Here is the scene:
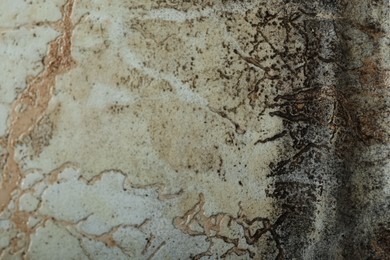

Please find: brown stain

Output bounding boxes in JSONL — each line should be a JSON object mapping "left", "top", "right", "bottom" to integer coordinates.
{"left": 359, "top": 58, "right": 382, "bottom": 86}
{"left": 371, "top": 228, "right": 390, "bottom": 259}
{"left": 358, "top": 109, "right": 389, "bottom": 144}
{"left": 47, "top": 162, "right": 78, "bottom": 184}
{"left": 26, "top": 117, "right": 54, "bottom": 156}
{"left": 0, "top": 0, "right": 76, "bottom": 212}
{"left": 149, "top": 101, "right": 224, "bottom": 174}
{"left": 89, "top": 228, "right": 119, "bottom": 248}
{"left": 10, "top": 211, "right": 31, "bottom": 234}
{"left": 100, "top": 235, "right": 116, "bottom": 248}
{"left": 352, "top": 57, "right": 389, "bottom": 144}
{"left": 27, "top": 103, "right": 62, "bottom": 156}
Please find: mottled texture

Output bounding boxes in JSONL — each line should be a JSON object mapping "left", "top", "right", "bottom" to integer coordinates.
{"left": 0, "top": 0, "right": 389, "bottom": 259}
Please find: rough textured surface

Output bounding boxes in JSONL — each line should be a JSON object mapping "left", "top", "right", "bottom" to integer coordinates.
{"left": 0, "top": 0, "right": 389, "bottom": 259}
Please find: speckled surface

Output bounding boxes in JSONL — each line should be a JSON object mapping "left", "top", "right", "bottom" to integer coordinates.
{"left": 0, "top": 0, "right": 389, "bottom": 259}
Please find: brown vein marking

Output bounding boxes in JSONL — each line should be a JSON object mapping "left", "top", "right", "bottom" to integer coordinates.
{"left": 0, "top": 0, "right": 77, "bottom": 212}
{"left": 147, "top": 241, "right": 166, "bottom": 260}
{"left": 174, "top": 193, "right": 285, "bottom": 259}
{"left": 142, "top": 234, "right": 156, "bottom": 255}
{"left": 254, "top": 130, "right": 287, "bottom": 145}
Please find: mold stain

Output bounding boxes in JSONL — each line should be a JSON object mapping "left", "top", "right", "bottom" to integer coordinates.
{"left": 0, "top": 0, "right": 388, "bottom": 259}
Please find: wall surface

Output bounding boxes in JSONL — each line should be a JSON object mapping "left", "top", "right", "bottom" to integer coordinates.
{"left": 0, "top": 0, "right": 389, "bottom": 259}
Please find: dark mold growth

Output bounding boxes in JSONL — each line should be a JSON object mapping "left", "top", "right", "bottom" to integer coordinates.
{"left": 253, "top": 0, "right": 389, "bottom": 258}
